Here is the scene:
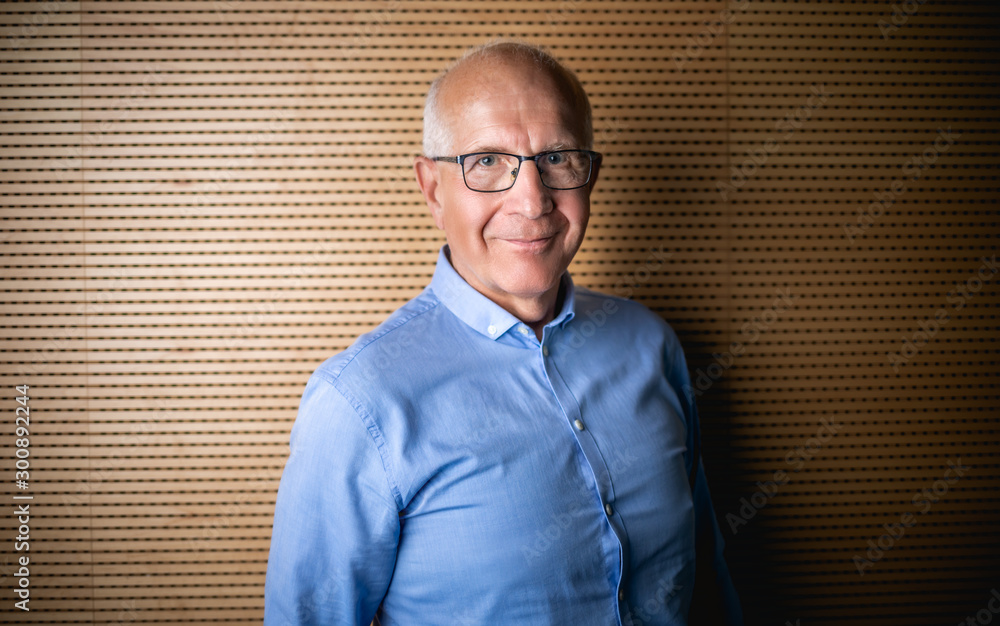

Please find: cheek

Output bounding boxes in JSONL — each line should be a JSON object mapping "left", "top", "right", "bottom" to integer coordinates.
{"left": 445, "top": 190, "right": 497, "bottom": 244}
{"left": 562, "top": 196, "right": 590, "bottom": 234}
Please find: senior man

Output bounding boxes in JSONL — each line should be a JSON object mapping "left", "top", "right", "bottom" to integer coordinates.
{"left": 264, "top": 41, "right": 742, "bottom": 625}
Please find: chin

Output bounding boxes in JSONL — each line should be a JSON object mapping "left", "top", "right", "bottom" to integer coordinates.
{"left": 495, "top": 264, "right": 563, "bottom": 298}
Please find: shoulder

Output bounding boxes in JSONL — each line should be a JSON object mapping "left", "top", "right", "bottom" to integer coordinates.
{"left": 571, "top": 285, "right": 681, "bottom": 347}
{"left": 300, "top": 287, "right": 469, "bottom": 427}
{"left": 312, "top": 288, "right": 446, "bottom": 383}
{"left": 289, "top": 292, "right": 449, "bottom": 496}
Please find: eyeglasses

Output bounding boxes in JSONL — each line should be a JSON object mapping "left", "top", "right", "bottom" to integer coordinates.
{"left": 432, "top": 149, "right": 600, "bottom": 193}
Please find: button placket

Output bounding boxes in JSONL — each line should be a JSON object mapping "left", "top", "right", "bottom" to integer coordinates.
{"left": 539, "top": 332, "right": 626, "bottom": 608}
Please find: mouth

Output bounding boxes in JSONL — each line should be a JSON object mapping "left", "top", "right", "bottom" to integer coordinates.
{"left": 501, "top": 235, "right": 556, "bottom": 251}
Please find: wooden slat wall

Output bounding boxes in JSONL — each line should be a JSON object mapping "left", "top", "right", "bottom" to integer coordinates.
{"left": 710, "top": 3, "right": 999, "bottom": 624}
{"left": 2, "top": 1, "right": 997, "bottom": 624}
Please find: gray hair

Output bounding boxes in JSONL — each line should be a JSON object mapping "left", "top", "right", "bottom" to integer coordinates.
{"left": 421, "top": 39, "right": 593, "bottom": 157}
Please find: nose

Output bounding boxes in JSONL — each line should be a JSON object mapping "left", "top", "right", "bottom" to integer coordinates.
{"left": 508, "top": 160, "right": 553, "bottom": 219}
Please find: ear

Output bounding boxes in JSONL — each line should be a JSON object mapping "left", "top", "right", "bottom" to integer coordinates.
{"left": 414, "top": 156, "right": 446, "bottom": 230}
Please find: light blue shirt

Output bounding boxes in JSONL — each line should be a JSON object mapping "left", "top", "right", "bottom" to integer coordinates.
{"left": 265, "top": 246, "right": 742, "bottom": 625}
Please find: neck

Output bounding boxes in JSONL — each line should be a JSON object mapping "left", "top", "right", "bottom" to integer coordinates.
{"left": 445, "top": 250, "right": 563, "bottom": 340}
{"left": 507, "top": 282, "right": 563, "bottom": 340}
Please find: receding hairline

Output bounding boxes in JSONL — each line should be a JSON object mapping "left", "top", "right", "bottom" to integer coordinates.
{"left": 422, "top": 40, "right": 593, "bottom": 156}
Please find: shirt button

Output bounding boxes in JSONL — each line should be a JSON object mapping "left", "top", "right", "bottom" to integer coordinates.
{"left": 618, "top": 588, "right": 626, "bottom": 602}
{"left": 604, "top": 502, "right": 613, "bottom": 516}
{"left": 487, "top": 325, "right": 497, "bottom": 335}
{"left": 573, "top": 419, "right": 585, "bottom": 431}
{"left": 518, "top": 326, "right": 530, "bottom": 336}
{"left": 542, "top": 345, "right": 550, "bottom": 356}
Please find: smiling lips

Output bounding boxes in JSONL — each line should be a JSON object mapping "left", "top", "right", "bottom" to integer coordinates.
{"left": 500, "top": 234, "right": 556, "bottom": 250}
{"left": 500, "top": 229, "right": 557, "bottom": 243}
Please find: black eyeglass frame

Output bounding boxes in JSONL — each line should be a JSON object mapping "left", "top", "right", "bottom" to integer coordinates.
{"left": 431, "top": 149, "right": 601, "bottom": 193}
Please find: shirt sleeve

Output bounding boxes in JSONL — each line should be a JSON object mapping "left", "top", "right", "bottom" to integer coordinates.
{"left": 663, "top": 329, "right": 745, "bottom": 626}
{"left": 264, "top": 370, "right": 400, "bottom": 626}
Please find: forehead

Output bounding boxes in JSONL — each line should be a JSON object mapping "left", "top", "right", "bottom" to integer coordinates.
{"left": 440, "top": 61, "right": 585, "bottom": 151}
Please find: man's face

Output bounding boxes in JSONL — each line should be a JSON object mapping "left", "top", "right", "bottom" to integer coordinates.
{"left": 415, "top": 64, "right": 597, "bottom": 323}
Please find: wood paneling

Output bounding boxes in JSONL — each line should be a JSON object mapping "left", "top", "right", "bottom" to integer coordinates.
{"left": 2, "top": 1, "right": 998, "bottom": 624}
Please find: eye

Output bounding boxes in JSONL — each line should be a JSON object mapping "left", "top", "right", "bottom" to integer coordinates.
{"left": 543, "top": 152, "right": 567, "bottom": 166}
{"left": 476, "top": 154, "right": 498, "bottom": 167}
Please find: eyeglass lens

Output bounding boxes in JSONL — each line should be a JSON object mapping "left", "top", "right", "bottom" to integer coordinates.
{"left": 462, "top": 151, "right": 592, "bottom": 192}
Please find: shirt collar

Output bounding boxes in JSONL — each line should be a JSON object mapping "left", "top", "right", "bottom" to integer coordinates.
{"left": 428, "top": 245, "right": 576, "bottom": 341}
